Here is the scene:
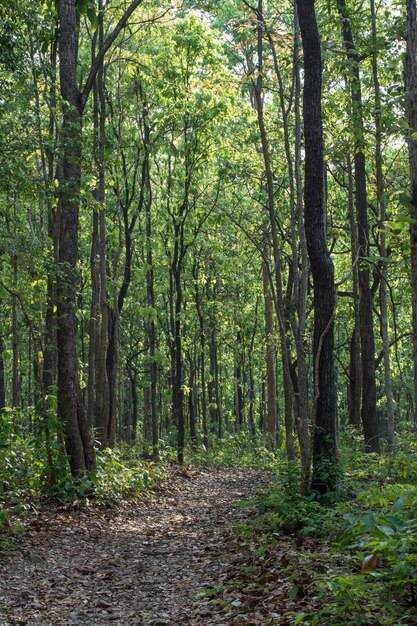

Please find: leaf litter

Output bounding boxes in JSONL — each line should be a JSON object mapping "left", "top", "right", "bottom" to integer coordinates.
{"left": 0, "top": 467, "right": 320, "bottom": 625}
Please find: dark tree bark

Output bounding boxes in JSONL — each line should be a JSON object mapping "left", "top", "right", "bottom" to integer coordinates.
{"left": 296, "top": 0, "right": 338, "bottom": 492}
{"left": 207, "top": 281, "right": 221, "bottom": 437}
{"left": 234, "top": 325, "right": 244, "bottom": 431}
{"left": 12, "top": 254, "right": 19, "bottom": 409}
{"left": 348, "top": 325, "right": 362, "bottom": 425}
{"left": 336, "top": 0, "right": 380, "bottom": 453}
{"left": 42, "top": 32, "right": 59, "bottom": 410}
{"left": 57, "top": 0, "right": 95, "bottom": 473}
{"left": 142, "top": 93, "right": 158, "bottom": 459}
{"left": 371, "top": 0, "right": 394, "bottom": 448}
{"left": 262, "top": 239, "right": 277, "bottom": 447}
{"left": 57, "top": 0, "right": 144, "bottom": 472}
{"left": 187, "top": 349, "right": 197, "bottom": 444}
{"left": 172, "top": 259, "right": 185, "bottom": 463}
{"left": 90, "top": 9, "right": 110, "bottom": 446}
{"left": 86, "top": 208, "right": 99, "bottom": 427}
{"left": 406, "top": 0, "right": 417, "bottom": 425}
{"left": 193, "top": 262, "right": 209, "bottom": 449}
{"left": 247, "top": 296, "right": 259, "bottom": 439}
{"left": 347, "top": 158, "right": 362, "bottom": 426}
{"left": 0, "top": 335, "right": 6, "bottom": 410}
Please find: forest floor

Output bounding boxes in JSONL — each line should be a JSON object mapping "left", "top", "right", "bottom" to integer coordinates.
{"left": 0, "top": 466, "right": 318, "bottom": 626}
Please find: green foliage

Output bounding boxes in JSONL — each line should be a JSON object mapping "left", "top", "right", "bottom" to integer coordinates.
{"left": 291, "top": 436, "right": 417, "bottom": 625}
{"left": 76, "top": 0, "right": 98, "bottom": 29}
{"left": 0, "top": 404, "right": 66, "bottom": 503}
{"left": 0, "top": 405, "right": 167, "bottom": 509}
{"left": 91, "top": 448, "right": 167, "bottom": 505}
{"left": 188, "top": 431, "right": 282, "bottom": 471}
{"left": 257, "top": 462, "right": 346, "bottom": 538}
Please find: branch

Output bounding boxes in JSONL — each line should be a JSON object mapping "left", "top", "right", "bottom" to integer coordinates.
{"left": 335, "top": 249, "right": 360, "bottom": 287}
{"left": 81, "top": 0, "right": 145, "bottom": 109}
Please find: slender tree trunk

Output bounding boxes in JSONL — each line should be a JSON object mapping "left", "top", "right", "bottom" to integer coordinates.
{"left": 143, "top": 381, "right": 151, "bottom": 444}
{"left": 265, "top": 5, "right": 310, "bottom": 467}
{"left": 208, "top": 318, "right": 221, "bottom": 436}
{"left": 200, "top": 343, "right": 208, "bottom": 448}
{"left": 293, "top": 12, "right": 310, "bottom": 472}
{"left": 130, "top": 370, "right": 138, "bottom": 443}
{"left": 93, "top": 18, "right": 110, "bottom": 448}
{"left": 347, "top": 158, "right": 362, "bottom": 426}
{"left": 262, "top": 238, "right": 278, "bottom": 447}
{"left": 255, "top": 0, "right": 296, "bottom": 462}
{"left": 173, "top": 264, "right": 185, "bottom": 463}
{"left": 234, "top": 325, "right": 244, "bottom": 431}
{"left": 348, "top": 325, "right": 362, "bottom": 425}
{"left": 406, "top": 0, "right": 417, "bottom": 426}
{"left": 12, "top": 254, "right": 19, "bottom": 409}
{"left": 42, "top": 35, "right": 59, "bottom": 411}
{"left": 87, "top": 209, "right": 99, "bottom": 427}
{"left": 336, "top": 0, "right": 380, "bottom": 453}
{"left": 142, "top": 99, "right": 158, "bottom": 459}
{"left": 106, "top": 307, "right": 118, "bottom": 447}
{"left": 371, "top": 0, "right": 395, "bottom": 449}
{"left": 0, "top": 336, "right": 5, "bottom": 410}
{"left": 194, "top": 267, "right": 209, "bottom": 449}
{"left": 188, "top": 351, "right": 197, "bottom": 444}
{"left": 259, "top": 381, "right": 265, "bottom": 431}
{"left": 296, "top": 0, "right": 338, "bottom": 493}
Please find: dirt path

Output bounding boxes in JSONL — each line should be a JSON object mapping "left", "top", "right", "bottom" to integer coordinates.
{"left": 0, "top": 467, "right": 270, "bottom": 626}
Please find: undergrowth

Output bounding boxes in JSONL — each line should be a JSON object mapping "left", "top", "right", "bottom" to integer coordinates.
{"left": 187, "top": 431, "right": 283, "bottom": 470}
{"left": 247, "top": 428, "right": 417, "bottom": 625}
{"left": 0, "top": 409, "right": 277, "bottom": 519}
{"left": 0, "top": 407, "right": 169, "bottom": 516}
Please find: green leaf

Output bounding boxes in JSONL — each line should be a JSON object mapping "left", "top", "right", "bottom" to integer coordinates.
{"left": 76, "top": 0, "right": 89, "bottom": 14}
{"left": 87, "top": 8, "right": 98, "bottom": 30}
{"left": 392, "top": 495, "right": 407, "bottom": 513}
{"left": 376, "top": 524, "right": 395, "bottom": 537}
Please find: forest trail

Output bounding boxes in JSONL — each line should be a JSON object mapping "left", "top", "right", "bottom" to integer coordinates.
{"left": 0, "top": 467, "right": 275, "bottom": 626}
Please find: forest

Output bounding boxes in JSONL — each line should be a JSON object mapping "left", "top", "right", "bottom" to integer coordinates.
{"left": 0, "top": 0, "right": 417, "bottom": 623}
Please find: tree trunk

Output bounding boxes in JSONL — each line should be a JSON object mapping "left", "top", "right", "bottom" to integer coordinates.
{"left": 194, "top": 266, "right": 209, "bottom": 449}
{"left": 208, "top": 318, "right": 221, "bottom": 436}
{"left": 172, "top": 264, "right": 185, "bottom": 463}
{"left": 406, "top": 0, "right": 417, "bottom": 426}
{"left": 0, "top": 335, "right": 6, "bottom": 410}
{"left": 188, "top": 351, "right": 197, "bottom": 444}
{"left": 12, "top": 254, "right": 19, "bottom": 409}
{"left": 262, "top": 239, "right": 278, "bottom": 447}
{"left": 347, "top": 157, "right": 362, "bottom": 426}
{"left": 254, "top": 0, "right": 296, "bottom": 462}
{"left": 142, "top": 99, "right": 158, "bottom": 459}
{"left": 296, "top": 0, "right": 338, "bottom": 493}
{"left": 93, "top": 17, "right": 110, "bottom": 448}
{"left": 371, "top": 0, "right": 395, "bottom": 449}
{"left": 234, "top": 326, "right": 244, "bottom": 431}
{"left": 130, "top": 371, "right": 138, "bottom": 443}
{"left": 336, "top": 0, "right": 380, "bottom": 453}
{"left": 57, "top": 0, "right": 96, "bottom": 473}
{"left": 87, "top": 209, "right": 99, "bottom": 427}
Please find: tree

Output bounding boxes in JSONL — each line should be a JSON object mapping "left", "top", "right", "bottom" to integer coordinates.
{"left": 406, "top": 0, "right": 417, "bottom": 426}
{"left": 296, "top": 0, "right": 338, "bottom": 492}
{"left": 335, "top": 0, "right": 380, "bottom": 453}
{"left": 56, "top": 0, "right": 145, "bottom": 473}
